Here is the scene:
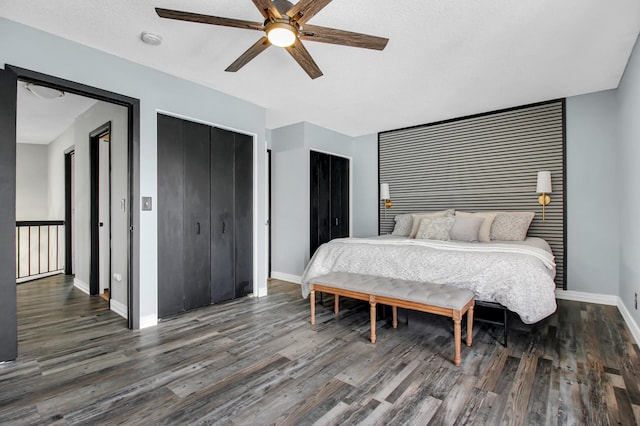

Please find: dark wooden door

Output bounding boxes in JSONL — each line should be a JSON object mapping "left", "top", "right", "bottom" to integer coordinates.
{"left": 183, "top": 121, "right": 212, "bottom": 310}
{"left": 330, "top": 155, "right": 350, "bottom": 240}
{"left": 157, "top": 114, "right": 186, "bottom": 317}
{"left": 210, "top": 128, "right": 235, "bottom": 303}
{"left": 0, "top": 67, "right": 18, "bottom": 361}
{"left": 234, "top": 133, "right": 253, "bottom": 298}
{"left": 310, "top": 151, "right": 349, "bottom": 255}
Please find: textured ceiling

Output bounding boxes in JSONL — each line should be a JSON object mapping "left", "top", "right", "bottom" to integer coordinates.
{"left": 2, "top": 0, "right": 640, "bottom": 137}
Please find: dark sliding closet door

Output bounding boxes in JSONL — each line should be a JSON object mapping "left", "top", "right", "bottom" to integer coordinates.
{"left": 183, "top": 121, "right": 211, "bottom": 311}
{"left": 310, "top": 151, "right": 349, "bottom": 255}
{"left": 210, "top": 128, "right": 253, "bottom": 303}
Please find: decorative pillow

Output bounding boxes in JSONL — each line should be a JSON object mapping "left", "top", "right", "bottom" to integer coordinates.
{"left": 449, "top": 216, "right": 484, "bottom": 242}
{"left": 490, "top": 211, "right": 535, "bottom": 241}
{"left": 454, "top": 211, "right": 497, "bottom": 242}
{"left": 391, "top": 214, "right": 413, "bottom": 236}
{"left": 415, "top": 216, "right": 455, "bottom": 241}
{"left": 408, "top": 209, "right": 455, "bottom": 238}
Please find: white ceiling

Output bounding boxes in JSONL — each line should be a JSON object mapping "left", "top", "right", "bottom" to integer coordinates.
{"left": 2, "top": 0, "right": 640, "bottom": 137}
{"left": 16, "top": 82, "right": 97, "bottom": 145}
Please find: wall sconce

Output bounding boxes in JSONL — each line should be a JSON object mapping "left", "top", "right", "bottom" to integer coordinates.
{"left": 380, "top": 183, "right": 392, "bottom": 209}
{"left": 536, "top": 171, "right": 552, "bottom": 220}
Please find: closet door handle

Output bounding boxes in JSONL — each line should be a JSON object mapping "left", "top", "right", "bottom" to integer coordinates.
{"left": 222, "top": 221, "right": 226, "bottom": 234}
{"left": 335, "top": 217, "right": 339, "bottom": 226}
{"left": 196, "top": 222, "right": 200, "bottom": 234}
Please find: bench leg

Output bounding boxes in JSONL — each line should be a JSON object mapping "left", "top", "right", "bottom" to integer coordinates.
{"left": 310, "top": 289, "right": 316, "bottom": 325}
{"left": 370, "top": 297, "right": 377, "bottom": 344}
{"left": 392, "top": 306, "right": 398, "bottom": 329}
{"left": 453, "top": 316, "right": 461, "bottom": 367}
{"left": 467, "top": 304, "right": 474, "bottom": 347}
{"left": 334, "top": 295, "right": 339, "bottom": 315}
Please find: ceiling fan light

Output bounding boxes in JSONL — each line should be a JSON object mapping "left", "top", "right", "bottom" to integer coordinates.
{"left": 266, "top": 23, "right": 296, "bottom": 47}
{"left": 24, "top": 83, "right": 65, "bottom": 100}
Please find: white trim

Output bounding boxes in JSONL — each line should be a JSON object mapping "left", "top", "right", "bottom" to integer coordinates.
{"left": 555, "top": 289, "right": 617, "bottom": 305}
{"left": 110, "top": 298, "right": 128, "bottom": 319}
{"left": 271, "top": 271, "right": 301, "bottom": 284}
{"left": 617, "top": 297, "right": 640, "bottom": 346}
{"left": 16, "top": 270, "right": 63, "bottom": 284}
{"left": 73, "top": 278, "right": 90, "bottom": 295}
{"left": 139, "top": 314, "right": 158, "bottom": 329}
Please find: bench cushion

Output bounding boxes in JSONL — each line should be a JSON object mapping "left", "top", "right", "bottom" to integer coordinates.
{"left": 311, "top": 272, "right": 474, "bottom": 311}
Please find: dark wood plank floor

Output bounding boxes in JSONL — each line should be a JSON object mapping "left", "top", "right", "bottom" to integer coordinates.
{"left": 1, "top": 275, "right": 639, "bottom": 425}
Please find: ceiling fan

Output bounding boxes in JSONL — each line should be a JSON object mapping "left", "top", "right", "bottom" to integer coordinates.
{"left": 155, "top": 0, "right": 389, "bottom": 79}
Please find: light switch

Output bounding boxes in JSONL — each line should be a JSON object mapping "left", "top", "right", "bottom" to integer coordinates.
{"left": 141, "top": 196, "right": 152, "bottom": 211}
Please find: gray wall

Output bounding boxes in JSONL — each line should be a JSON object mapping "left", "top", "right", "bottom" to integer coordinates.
{"left": 565, "top": 90, "right": 619, "bottom": 295}
{"left": 16, "top": 143, "right": 48, "bottom": 220}
{"left": 270, "top": 123, "right": 377, "bottom": 279}
{"left": 1, "top": 17, "right": 267, "bottom": 327}
{"left": 618, "top": 35, "right": 640, "bottom": 327}
{"left": 47, "top": 101, "right": 129, "bottom": 311}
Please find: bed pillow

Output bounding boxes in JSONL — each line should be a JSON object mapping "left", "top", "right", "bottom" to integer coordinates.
{"left": 454, "top": 211, "right": 496, "bottom": 242}
{"left": 490, "top": 211, "right": 535, "bottom": 241}
{"left": 415, "top": 216, "right": 455, "bottom": 241}
{"left": 408, "top": 209, "right": 455, "bottom": 238}
{"left": 449, "top": 216, "right": 484, "bottom": 242}
{"left": 391, "top": 214, "right": 413, "bottom": 236}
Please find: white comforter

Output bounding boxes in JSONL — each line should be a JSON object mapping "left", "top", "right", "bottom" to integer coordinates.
{"left": 301, "top": 237, "right": 557, "bottom": 324}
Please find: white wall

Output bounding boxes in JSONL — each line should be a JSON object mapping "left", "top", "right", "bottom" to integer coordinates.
{"left": 15, "top": 143, "right": 48, "bottom": 220}
{"left": 1, "top": 17, "right": 267, "bottom": 327}
{"left": 351, "top": 134, "right": 378, "bottom": 238}
{"left": 618, "top": 34, "right": 640, "bottom": 328}
{"left": 47, "top": 100, "right": 129, "bottom": 312}
{"left": 565, "top": 91, "right": 619, "bottom": 295}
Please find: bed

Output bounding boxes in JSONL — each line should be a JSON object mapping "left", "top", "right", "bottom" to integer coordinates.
{"left": 300, "top": 235, "right": 557, "bottom": 324}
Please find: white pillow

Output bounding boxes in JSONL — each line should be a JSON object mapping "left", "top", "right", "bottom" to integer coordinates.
{"left": 454, "top": 211, "right": 497, "bottom": 242}
{"left": 415, "top": 217, "right": 455, "bottom": 241}
{"left": 449, "top": 216, "right": 484, "bottom": 242}
{"left": 408, "top": 209, "right": 455, "bottom": 238}
{"left": 490, "top": 211, "right": 535, "bottom": 241}
{"left": 391, "top": 214, "right": 413, "bottom": 236}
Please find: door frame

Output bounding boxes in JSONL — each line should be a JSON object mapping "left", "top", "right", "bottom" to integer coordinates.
{"left": 89, "top": 122, "right": 111, "bottom": 296}
{"left": 64, "top": 147, "right": 75, "bottom": 275}
{"left": 3, "top": 65, "right": 141, "bottom": 333}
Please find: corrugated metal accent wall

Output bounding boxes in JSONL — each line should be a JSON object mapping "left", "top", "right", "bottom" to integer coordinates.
{"left": 379, "top": 100, "right": 566, "bottom": 289}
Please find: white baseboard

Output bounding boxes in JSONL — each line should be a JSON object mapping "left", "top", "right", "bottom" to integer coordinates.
{"left": 617, "top": 298, "right": 640, "bottom": 346}
{"left": 140, "top": 314, "right": 158, "bottom": 329}
{"left": 555, "top": 289, "right": 617, "bottom": 305}
{"left": 73, "top": 278, "right": 90, "bottom": 295}
{"left": 271, "top": 271, "right": 302, "bottom": 284}
{"left": 110, "top": 298, "right": 128, "bottom": 320}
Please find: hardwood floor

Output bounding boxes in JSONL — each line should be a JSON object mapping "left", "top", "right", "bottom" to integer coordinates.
{"left": 1, "top": 275, "right": 639, "bottom": 425}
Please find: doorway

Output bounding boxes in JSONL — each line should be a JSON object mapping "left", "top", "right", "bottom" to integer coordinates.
{"left": 90, "top": 123, "right": 111, "bottom": 300}
{"left": 0, "top": 65, "right": 141, "bottom": 361}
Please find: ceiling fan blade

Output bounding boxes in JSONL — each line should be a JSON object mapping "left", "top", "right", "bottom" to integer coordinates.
{"left": 251, "top": 0, "right": 282, "bottom": 20}
{"left": 225, "top": 37, "right": 271, "bottom": 72}
{"left": 285, "top": 40, "right": 323, "bottom": 79}
{"left": 156, "top": 8, "right": 263, "bottom": 31}
{"left": 286, "top": 0, "right": 332, "bottom": 25}
{"left": 300, "top": 24, "right": 389, "bottom": 50}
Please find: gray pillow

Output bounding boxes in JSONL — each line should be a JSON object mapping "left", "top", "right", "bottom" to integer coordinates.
{"left": 415, "top": 216, "right": 455, "bottom": 241}
{"left": 391, "top": 214, "right": 413, "bottom": 236}
{"left": 490, "top": 211, "right": 535, "bottom": 241}
{"left": 450, "top": 216, "right": 484, "bottom": 242}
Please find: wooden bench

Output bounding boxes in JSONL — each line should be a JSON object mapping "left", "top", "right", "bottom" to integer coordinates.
{"left": 309, "top": 272, "right": 475, "bottom": 366}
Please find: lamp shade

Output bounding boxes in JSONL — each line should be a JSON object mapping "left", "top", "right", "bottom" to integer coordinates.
{"left": 380, "top": 183, "right": 390, "bottom": 200}
{"left": 536, "top": 171, "right": 552, "bottom": 193}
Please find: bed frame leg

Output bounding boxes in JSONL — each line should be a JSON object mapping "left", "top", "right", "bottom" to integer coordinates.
{"left": 334, "top": 295, "right": 339, "bottom": 315}
{"left": 310, "top": 288, "right": 316, "bottom": 325}
{"left": 370, "top": 296, "right": 377, "bottom": 344}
